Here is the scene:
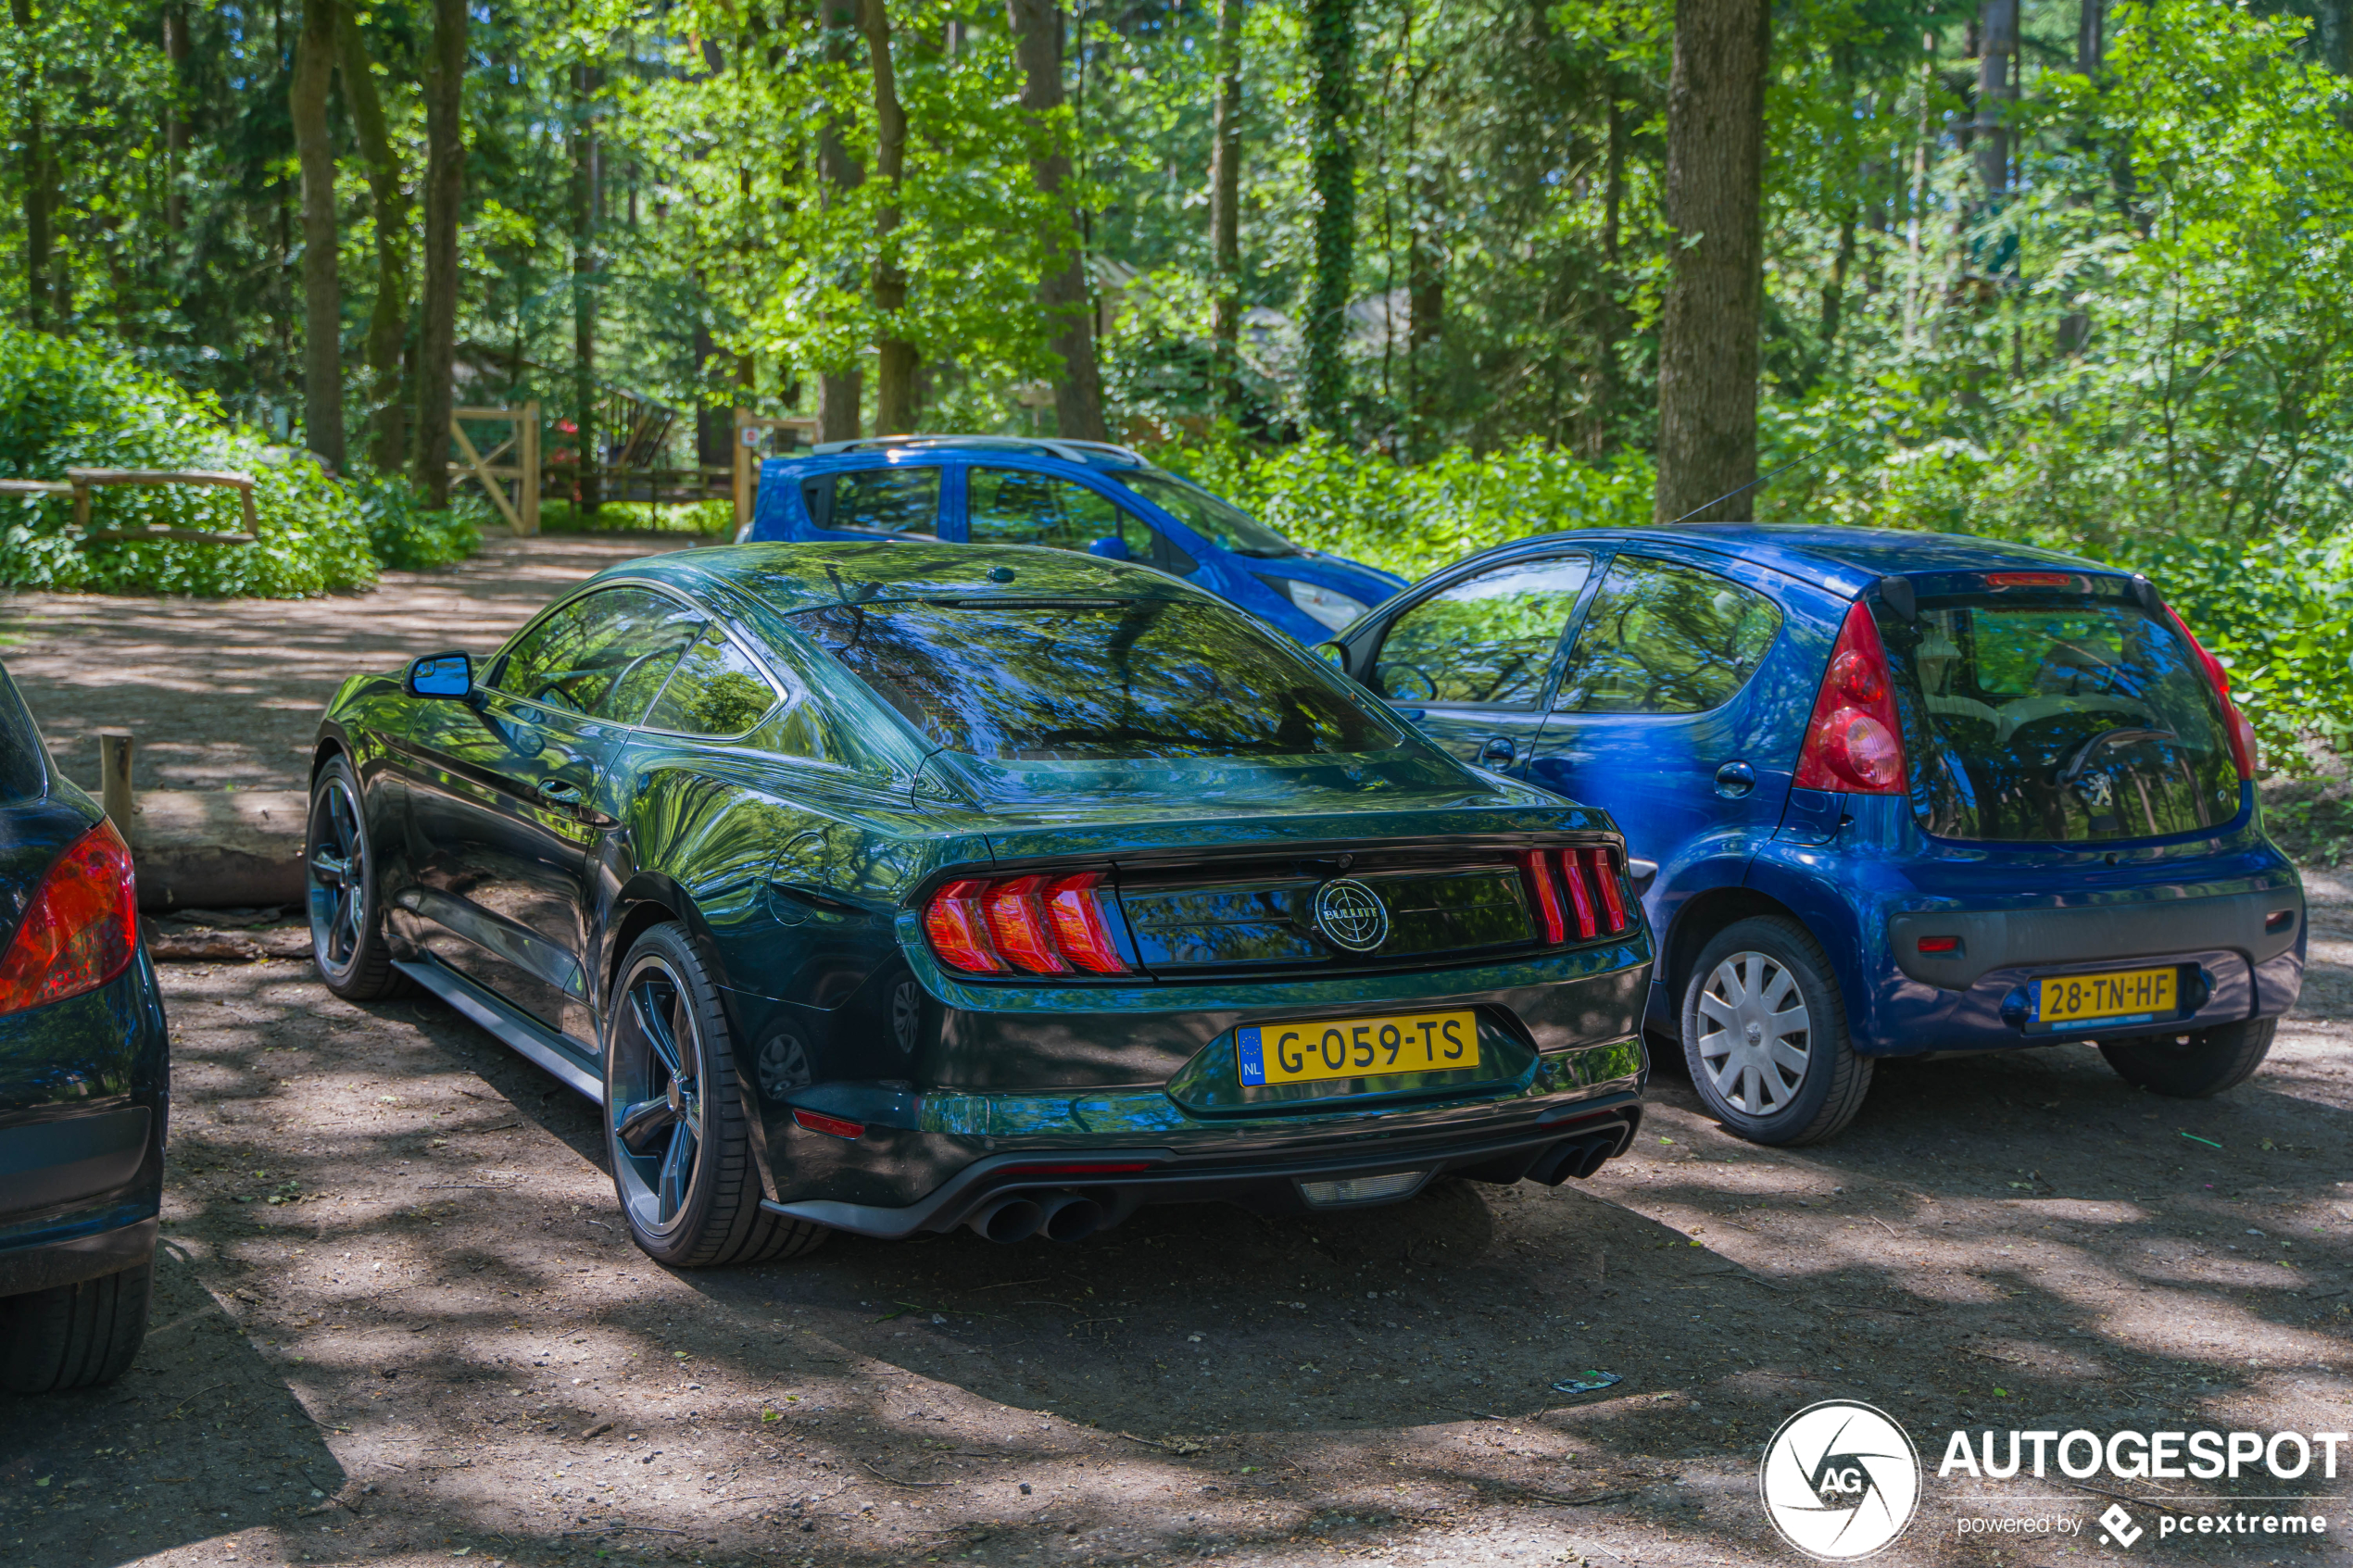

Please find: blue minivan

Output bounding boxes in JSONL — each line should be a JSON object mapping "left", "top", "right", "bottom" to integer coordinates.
{"left": 740, "top": 436, "right": 1405, "bottom": 644}
{"left": 1326, "top": 524, "right": 2307, "bottom": 1145}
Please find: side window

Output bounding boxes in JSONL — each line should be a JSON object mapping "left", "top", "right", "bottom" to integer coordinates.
{"left": 968, "top": 468, "right": 1156, "bottom": 559}
{"left": 491, "top": 588, "right": 705, "bottom": 720}
{"left": 801, "top": 467, "right": 940, "bottom": 537}
{"left": 1554, "top": 557, "right": 1784, "bottom": 715}
{"left": 643, "top": 627, "right": 782, "bottom": 737}
{"left": 1372, "top": 555, "right": 1593, "bottom": 708}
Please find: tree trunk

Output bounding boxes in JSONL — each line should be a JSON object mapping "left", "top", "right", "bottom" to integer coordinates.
{"left": 1208, "top": 0, "right": 1242, "bottom": 415}
{"left": 1653, "top": 0, "right": 1768, "bottom": 525}
{"left": 13, "top": 0, "right": 52, "bottom": 331}
{"left": 1302, "top": 0, "right": 1356, "bottom": 433}
{"left": 163, "top": 4, "right": 190, "bottom": 238}
{"left": 1579, "top": 85, "right": 1626, "bottom": 461}
{"left": 1976, "top": 0, "right": 2017, "bottom": 198}
{"left": 337, "top": 6, "right": 410, "bottom": 470}
{"left": 292, "top": 0, "right": 346, "bottom": 471}
{"left": 1008, "top": 0, "right": 1110, "bottom": 443}
{"left": 2076, "top": 0, "right": 2107, "bottom": 76}
{"left": 573, "top": 66, "right": 602, "bottom": 514}
{"left": 816, "top": 0, "right": 864, "bottom": 441}
{"left": 862, "top": 0, "right": 918, "bottom": 434}
{"left": 409, "top": 0, "right": 465, "bottom": 507}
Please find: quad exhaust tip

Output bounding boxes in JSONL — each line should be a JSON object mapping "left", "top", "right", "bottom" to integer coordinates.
{"left": 966, "top": 1190, "right": 1104, "bottom": 1244}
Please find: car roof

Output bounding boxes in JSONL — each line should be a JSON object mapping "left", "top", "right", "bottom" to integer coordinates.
{"left": 793, "top": 434, "right": 1153, "bottom": 471}
{"left": 1491, "top": 522, "right": 2120, "bottom": 598}
{"left": 603, "top": 540, "right": 1202, "bottom": 615}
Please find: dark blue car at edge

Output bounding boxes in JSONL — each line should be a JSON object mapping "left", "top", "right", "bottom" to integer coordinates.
{"left": 740, "top": 434, "right": 1406, "bottom": 644}
{"left": 1326, "top": 523, "right": 2306, "bottom": 1145}
{"left": 0, "top": 660, "right": 169, "bottom": 1391}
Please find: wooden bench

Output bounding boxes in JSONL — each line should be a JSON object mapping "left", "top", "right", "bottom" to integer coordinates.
{"left": 0, "top": 468, "right": 259, "bottom": 545}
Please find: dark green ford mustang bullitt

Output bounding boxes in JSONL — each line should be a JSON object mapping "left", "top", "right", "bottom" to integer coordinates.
{"left": 308, "top": 543, "right": 1651, "bottom": 1266}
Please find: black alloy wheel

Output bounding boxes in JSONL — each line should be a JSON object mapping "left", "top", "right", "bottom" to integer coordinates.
{"left": 307, "top": 755, "right": 406, "bottom": 1000}
{"left": 604, "top": 921, "right": 826, "bottom": 1268}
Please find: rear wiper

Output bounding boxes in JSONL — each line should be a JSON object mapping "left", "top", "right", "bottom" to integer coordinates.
{"left": 2057, "top": 726, "right": 2181, "bottom": 784}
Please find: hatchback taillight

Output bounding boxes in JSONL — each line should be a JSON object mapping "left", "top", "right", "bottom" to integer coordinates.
{"left": 0, "top": 819, "right": 139, "bottom": 1015}
{"left": 1793, "top": 598, "right": 1907, "bottom": 795}
{"left": 1518, "top": 847, "right": 1635, "bottom": 944}
{"left": 2163, "top": 604, "right": 2258, "bottom": 781}
{"left": 923, "top": 871, "right": 1133, "bottom": 976}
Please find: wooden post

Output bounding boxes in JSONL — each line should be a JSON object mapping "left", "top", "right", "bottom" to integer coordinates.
{"left": 97, "top": 728, "right": 134, "bottom": 830}
{"left": 520, "top": 400, "right": 541, "bottom": 535}
{"left": 733, "top": 407, "right": 754, "bottom": 536}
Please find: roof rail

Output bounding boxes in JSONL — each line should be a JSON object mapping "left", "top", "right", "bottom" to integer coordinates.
{"left": 807, "top": 433, "right": 1153, "bottom": 467}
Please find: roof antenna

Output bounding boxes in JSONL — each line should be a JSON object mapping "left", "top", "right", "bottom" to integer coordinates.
{"left": 1660, "top": 445, "right": 1831, "bottom": 529}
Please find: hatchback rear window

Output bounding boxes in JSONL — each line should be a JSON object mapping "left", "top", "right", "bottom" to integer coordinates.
{"left": 795, "top": 597, "right": 1401, "bottom": 761}
{"left": 1876, "top": 590, "right": 2241, "bottom": 842}
{"left": 0, "top": 671, "right": 44, "bottom": 802}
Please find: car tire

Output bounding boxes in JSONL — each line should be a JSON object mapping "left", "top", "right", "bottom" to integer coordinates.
{"left": 605, "top": 921, "right": 828, "bottom": 1269}
{"left": 1680, "top": 915, "right": 1872, "bottom": 1146}
{"left": 2099, "top": 1019, "right": 2275, "bottom": 1098}
{"left": 0, "top": 1254, "right": 154, "bottom": 1394}
{"left": 307, "top": 754, "right": 409, "bottom": 1001}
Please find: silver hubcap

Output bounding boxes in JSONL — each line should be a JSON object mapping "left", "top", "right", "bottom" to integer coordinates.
{"left": 1694, "top": 949, "right": 1813, "bottom": 1116}
{"left": 307, "top": 774, "right": 369, "bottom": 979}
{"left": 611, "top": 960, "right": 704, "bottom": 1234}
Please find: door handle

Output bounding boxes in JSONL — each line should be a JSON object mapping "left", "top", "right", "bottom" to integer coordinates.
{"left": 538, "top": 779, "right": 587, "bottom": 809}
{"left": 1480, "top": 736, "right": 1517, "bottom": 767}
{"left": 1714, "top": 760, "right": 1756, "bottom": 798}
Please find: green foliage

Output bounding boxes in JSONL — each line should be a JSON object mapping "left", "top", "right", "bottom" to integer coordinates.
{"left": 538, "top": 498, "right": 733, "bottom": 537}
{"left": 1163, "top": 430, "right": 1654, "bottom": 581}
{"left": 0, "top": 326, "right": 470, "bottom": 596}
{"left": 345, "top": 466, "right": 486, "bottom": 571}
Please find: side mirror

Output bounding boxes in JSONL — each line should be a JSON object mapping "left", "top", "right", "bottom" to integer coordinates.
{"left": 1087, "top": 534, "right": 1132, "bottom": 561}
{"left": 406, "top": 651, "right": 474, "bottom": 699}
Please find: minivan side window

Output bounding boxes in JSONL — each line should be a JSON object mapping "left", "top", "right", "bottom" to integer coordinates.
{"left": 1371, "top": 554, "right": 1593, "bottom": 708}
{"left": 1553, "top": 557, "right": 1782, "bottom": 715}
{"left": 801, "top": 467, "right": 940, "bottom": 537}
{"left": 968, "top": 468, "right": 1157, "bottom": 559}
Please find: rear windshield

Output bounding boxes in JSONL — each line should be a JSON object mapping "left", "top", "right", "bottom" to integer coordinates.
{"left": 0, "top": 670, "right": 46, "bottom": 802}
{"left": 795, "top": 597, "right": 1401, "bottom": 761}
{"left": 1877, "top": 593, "right": 2241, "bottom": 842}
{"left": 1109, "top": 471, "right": 1302, "bottom": 558}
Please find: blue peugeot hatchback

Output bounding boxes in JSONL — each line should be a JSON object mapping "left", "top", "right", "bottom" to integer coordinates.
{"left": 739, "top": 435, "right": 1405, "bottom": 644}
{"left": 1324, "top": 524, "right": 2306, "bottom": 1145}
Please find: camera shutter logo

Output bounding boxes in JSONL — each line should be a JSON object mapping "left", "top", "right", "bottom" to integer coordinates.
{"left": 1314, "top": 878, "right": 1390, "bottom": 953}
{"left": 1757, "top": 1400, "right": 1921, "bottom": 1561}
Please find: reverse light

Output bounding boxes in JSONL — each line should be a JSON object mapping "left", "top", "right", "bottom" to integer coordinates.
{"left": 2162, "top": 605, "right": 2258, "bottom": 780}
{"left": 1793, "top": 600, "right": 1907, "bottom": 795}
{"left": 924, "top": 871, "right": 1134, "bottom": 978}
{"left": 0, "top": 819, "right": 139, "bottom": 1016}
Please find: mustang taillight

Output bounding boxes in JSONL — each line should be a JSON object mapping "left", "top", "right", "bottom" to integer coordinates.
{"left": 1518, "top": 847, "right": 1634, "bottom": 945}
{"left": 0, "top": 819, "right": 139, "bottom": 1016}
{"left": 924, "top": 871, "right": 1133, "bottom": 977}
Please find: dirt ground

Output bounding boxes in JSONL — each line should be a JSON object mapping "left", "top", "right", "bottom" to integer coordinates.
{"left": 1, "top": 540, "right": 2348, "bottom": 1568}
{"left": 0, "top": 533, "right": 698, "bottom": 797}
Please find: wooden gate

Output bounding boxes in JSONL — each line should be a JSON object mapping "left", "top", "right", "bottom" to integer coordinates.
{"left": 450, "top": 403, "right": 541, "bottom": 535}
{"left": 733, "top": 411, "right": 822, "bottom": 535}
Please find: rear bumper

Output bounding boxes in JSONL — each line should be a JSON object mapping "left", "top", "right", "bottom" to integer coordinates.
{"left": 763, "top": 1087, "right": 1642, "bottom": 1238}
{"left": 0, "top": 953, "right": 170, "bottom": 1298}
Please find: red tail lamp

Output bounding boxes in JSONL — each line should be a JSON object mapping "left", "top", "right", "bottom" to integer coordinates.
{"left": 923, "top": 871, "right": 1134, "bottom": 976}
{"left": 1518, "top": 847, "right": 1634, "bottom": 945}
{"left": 1794, "top": 600, "right": 1907, "bottom": 795}
{"left": 0, "top": 819, "right": 138, "bottom": 1016}
{"left": 2162, "top": 605, "right": 2258, "bottom": 780}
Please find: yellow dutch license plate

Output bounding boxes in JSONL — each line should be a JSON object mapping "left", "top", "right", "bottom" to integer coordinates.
{"left": 1238, "top": 1010, "right": 1478, "bottom": 1088}
{"left": 2037, "top": 967, "right": 2177, "bottom": 1029}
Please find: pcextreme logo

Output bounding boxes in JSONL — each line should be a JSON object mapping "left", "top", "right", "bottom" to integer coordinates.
{"left": 1758, "top": 1400, "right": 1923, "bottom": 1561}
